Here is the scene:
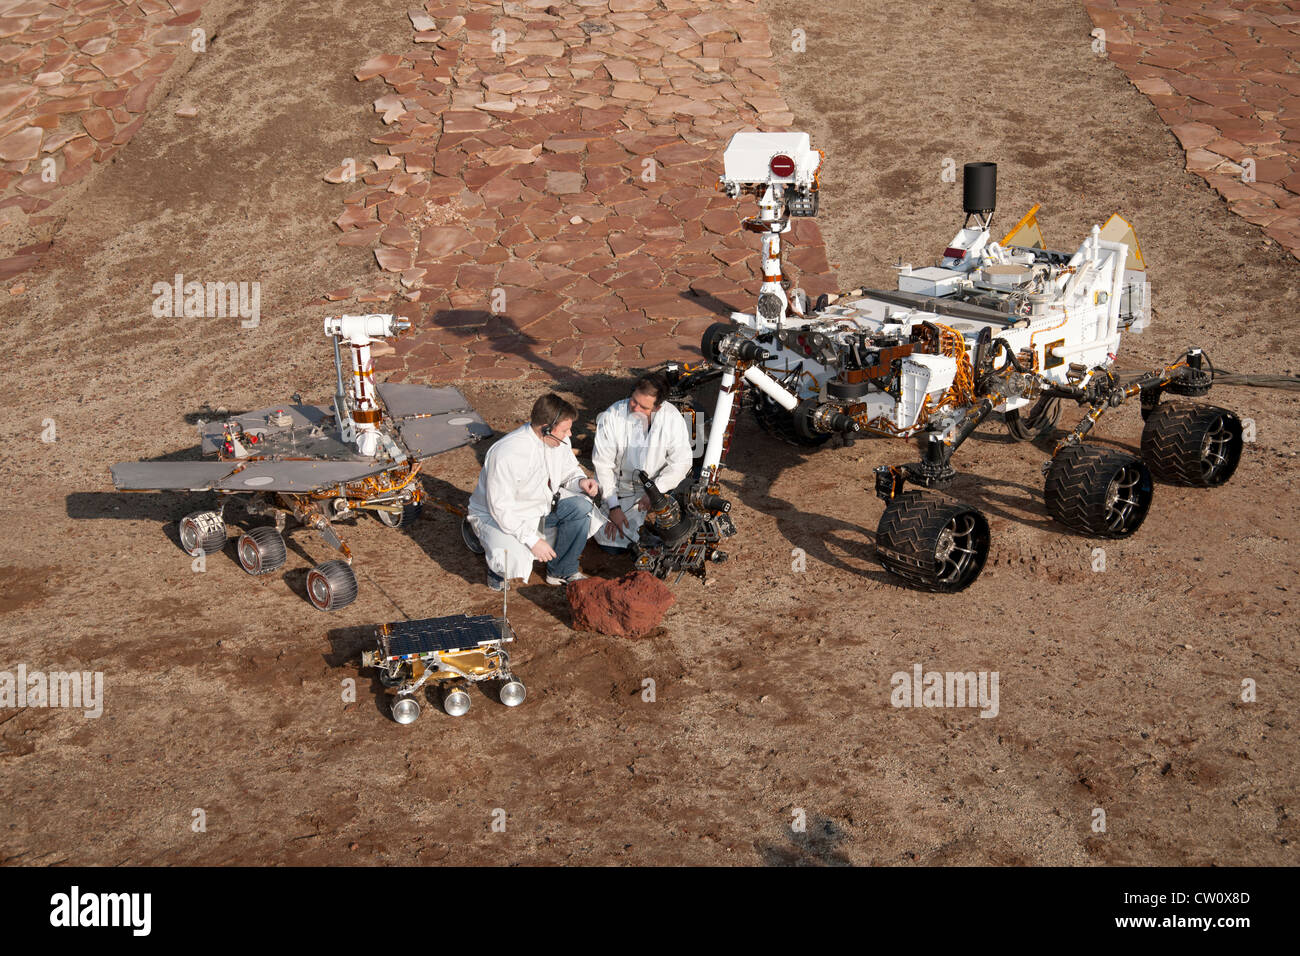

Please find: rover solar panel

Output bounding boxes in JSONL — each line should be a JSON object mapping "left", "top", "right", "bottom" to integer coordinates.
{"left": 378, "top": 614, "right": 514, "bottom": 660}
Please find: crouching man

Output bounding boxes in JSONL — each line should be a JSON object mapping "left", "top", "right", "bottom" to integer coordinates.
{"left": 592, "top": 372, "right": 694, "bottom": 551}
{"left": 467, "top": 393, "right": 606, "bottom": 590}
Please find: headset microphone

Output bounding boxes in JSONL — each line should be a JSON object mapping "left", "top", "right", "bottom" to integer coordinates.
{"left": 541, "top": 407, "right": 563, "bottom": 443}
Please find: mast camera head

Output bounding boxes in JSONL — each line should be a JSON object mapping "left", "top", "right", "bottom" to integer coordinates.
{"left": 719, "top": 132, "right": 821, "bottom": 215}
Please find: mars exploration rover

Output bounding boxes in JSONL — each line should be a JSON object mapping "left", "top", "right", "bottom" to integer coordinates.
{"left": 110, "top": 313, "right": 492, "bottom": 611}
{"left": 645, "top": 131, "right": 1244, "bottom": 591}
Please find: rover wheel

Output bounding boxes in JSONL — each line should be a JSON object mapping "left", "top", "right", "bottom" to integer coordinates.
{"left": 237, "top": 527, "right": 287, "bottom": 575}
{"left": 179, "top": 511, "right": 226, "bottom": 555}
{"left": 1044, "top": 444, "right": 1153, "bottom": 537}
{"left": 442, "top": 685, "right": 471, "bottom": 717}
{"left": 377, "top": 501, "right": 423, "bottom": 528}
{"left": 700, "top": 322, "right": 734, "bottom": 364}
{"left": 875, "top": 492, "right": 990, "bottom": 592}
{"left": 752, "top": 391, "right": 833, "bottom": 447}
{"left": 1140, "top": 402, "right": 1242, "bottom": 487}
{"left": 306, "top": 559, "right": 358, "bottom": 612}
{"left": 1004, "top": 397, "right": 1060, "bottom": 442}
{"left": 497, "top": 678, "right": 526, "bottom": 707}
{"left": 461, "top": 516, "right": 485, "bottom": 555}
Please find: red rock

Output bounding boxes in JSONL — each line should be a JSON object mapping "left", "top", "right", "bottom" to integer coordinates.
{"left": 419, "top": 225, "right": 474, "bottom": 258}
{"left": 356, "top": 54, "right": 401, "bottom": 81}
{"left": 92, "top": 48, "right": 147, "bottom": 78}
{"left": 567, "top": 571, "right": 675, "bottom": 638}
{"left": 0, "top": 125, "right": 40, "bottom": 160}
{"left": 124, "top": 77, "right": 159, "bottom": 113}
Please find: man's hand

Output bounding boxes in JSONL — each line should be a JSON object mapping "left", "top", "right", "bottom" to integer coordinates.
{"left": 579, "top": 477, "right": 599, "bottom": 497}
{"left": 530, "top": 540, "right": 557, "bottom": 562}
{"left": 637, "top": 493, "right": 651, "bottom": 512}
{"left": 606, "top": 505, "right": 629, "bottom": 538}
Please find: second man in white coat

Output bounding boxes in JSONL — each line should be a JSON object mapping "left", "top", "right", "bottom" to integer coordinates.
{"left": 592, "top": 372, "right": 696, "bottom": 551}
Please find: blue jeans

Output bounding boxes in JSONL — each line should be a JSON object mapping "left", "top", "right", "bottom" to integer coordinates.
{"left": 543, "top": 495, "right": 593, "bottom": 578}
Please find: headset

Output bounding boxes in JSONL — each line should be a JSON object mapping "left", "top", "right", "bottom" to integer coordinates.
{"left": 541, "top": 406, "right": 563, "bottom": 441}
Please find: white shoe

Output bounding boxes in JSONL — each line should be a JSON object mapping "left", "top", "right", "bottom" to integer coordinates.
{"left": 545, "top": 571, "right": 588, "bottom": 586}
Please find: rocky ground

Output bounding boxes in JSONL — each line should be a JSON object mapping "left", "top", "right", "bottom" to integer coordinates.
{"left": 0, "top": 0, "right": 1296, "bottom": 866}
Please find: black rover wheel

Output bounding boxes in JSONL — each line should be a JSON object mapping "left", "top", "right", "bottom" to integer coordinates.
{"left": 875, "top": 492, "right": 990, "bottom": 592}
{"left": 306, "top": 559, "right": 358, "bottom": 612}
{"left": 377, "top": 501, "right": 423, "bottom": 528}
{"left": 1140, "top": 402, "right": 1242, "bottom": 487}
{"left": 1044, "top": 444, "right": 1153, "bottom": 537}
{"left": 237, "top": 527, "right": 287, "bottom": 575}
{"left": 752, "top": 391, "right": 833, "bottom": 447}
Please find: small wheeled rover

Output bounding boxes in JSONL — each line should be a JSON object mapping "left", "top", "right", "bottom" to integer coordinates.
{"left": 110, "top": 314, "right": 492, "bottom": 610}
{"left": 653, "top": 132, "right": 1244, "bottom": 591}
{"left": 360, "top": 604, "right": 524, "bottom": 722}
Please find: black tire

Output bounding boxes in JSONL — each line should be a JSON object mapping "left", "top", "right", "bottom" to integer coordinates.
{"left": 752, "top": 392, "right": 833, "bottom": 447}
{"left": 461, "top": 516, "right": 485, "bottom": 555}
{"left": 179, "top": 511, "right": 226, "bottom": 555}
{"left": 306, "top": 559, "right": 358, "bottom": 612}
{"left": 377, "top": 501, "right": 423, "bottom": 528}
{"left": 1044, "top": 444, "right": 1153, "bottom": 537}
{"left": 237, "top": 527, "right": 287, "bottom": 575}
{"left": 1140, "top": 402, "right": 1242, "bottom": 487}
{"left": 1004, "top": 397, "right": 1060, "bottom": 442}
{"left": 875, "top": 492, "right": 990, "bottom": 592}
{"left": 700, "top": 322, "right": 734, "bottom": 363}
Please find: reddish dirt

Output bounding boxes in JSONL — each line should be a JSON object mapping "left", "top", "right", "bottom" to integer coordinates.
{"left": 568, "top": 570, "right": 676, "bottom": 638}
{"left": 0, "top": 0, "right": 1296, "bottom": 866}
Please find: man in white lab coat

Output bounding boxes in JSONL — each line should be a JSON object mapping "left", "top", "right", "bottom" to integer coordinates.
{"left": 467, "top": 393, "right": 606, "bottom": 590}
{"left": 592, "top": 372, "right": 695, "bottom": 551}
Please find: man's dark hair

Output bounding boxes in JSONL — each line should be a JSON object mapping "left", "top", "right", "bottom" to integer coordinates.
{"left": 631, "top": 372, "right": 668, "bottom": 407}
{"left": 530, "top": 392, "right": 578, "bottom": 431}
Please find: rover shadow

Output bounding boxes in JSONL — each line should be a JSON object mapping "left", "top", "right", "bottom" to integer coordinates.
{"left": 65, "top": 491, "right": 201, "bottom": 525}
{"left": 755, "top": 813, "right": 853, "bottom": 867}
{"left": 181, "top": 406, "right": 254, "bottom": 426}
{"left": 715, "top": 413, "right": 895, "bottom": 582}
{"left": 324, "top": 625, "right": 393, "bottom": 720}
{"left": 678, "top": 288, "right": 749, "bottom": 320}
{"left": 426, "top": 305, "right": 576, "bottom": 387}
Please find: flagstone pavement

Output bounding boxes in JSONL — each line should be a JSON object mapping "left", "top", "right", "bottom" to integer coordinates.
{"left": 323, "top": 0, "right": 841, "bottom": 384}
{"left": 1082, "top": 0, "right": 1300, "bottom": 260}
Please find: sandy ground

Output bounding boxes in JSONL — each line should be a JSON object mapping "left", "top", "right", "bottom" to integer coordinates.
{"left": 0, "top": 0, "right": 1296, "bottom": 865}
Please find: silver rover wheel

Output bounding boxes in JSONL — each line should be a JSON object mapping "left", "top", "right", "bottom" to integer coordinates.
{"left": 179, "top": 510, "right": 226, "bottom": 555}
{"left": 442, "top": 685, "right": 471, "bottom": 717}
{"left": 498, "top": 679, "right": 526, "bottom": 707}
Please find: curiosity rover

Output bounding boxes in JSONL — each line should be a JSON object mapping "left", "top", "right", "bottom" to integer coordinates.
{"left": 652, "top": 131, "right": 1243, "bottom": 591}
{"left": 111, "top": 313, "right": 492, "bottom": 610}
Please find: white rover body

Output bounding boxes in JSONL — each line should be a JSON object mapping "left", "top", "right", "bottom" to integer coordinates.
{"left": 649, "top": 132, "right": 1244, "bottom": 591}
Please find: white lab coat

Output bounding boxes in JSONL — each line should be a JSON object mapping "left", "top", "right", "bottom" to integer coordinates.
{"left": 467, "top": 424, "right": 606, "bottom": 581}
{"left": 591, "top": 398, "right": 694, "bottom": 546}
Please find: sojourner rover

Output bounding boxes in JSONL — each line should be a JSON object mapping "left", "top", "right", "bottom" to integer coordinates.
{"left": 110, "top": 314, "right": 492, "bottom": 610}
{"left": 642, "top": 131, "right": 1243, "bottom": 591}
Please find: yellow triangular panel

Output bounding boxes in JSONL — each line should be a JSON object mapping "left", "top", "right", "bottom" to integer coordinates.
{"left": 1001, "top": 204, "right": 1044, "bottom": 249}
{"left": 1099, "top": 213, "right": 1146, "bottom": 272}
